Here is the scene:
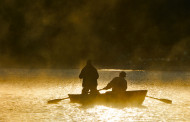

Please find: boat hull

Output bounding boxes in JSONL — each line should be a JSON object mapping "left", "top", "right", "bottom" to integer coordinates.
{"left": 68, "top": 90, "right": 148, "bottom": 106}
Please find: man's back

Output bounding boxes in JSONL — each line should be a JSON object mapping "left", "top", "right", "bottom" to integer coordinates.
{"left": 79, "top": 63, "right": 99, "bottom": 87}
{"left": 109, "top": 77, "right": 127, "bottom": 92}
{"left": 111, "top": 77, "right": 127, "bottom": 92}
{"left": 79, "top": 65, "right": 99, "bottom": 80}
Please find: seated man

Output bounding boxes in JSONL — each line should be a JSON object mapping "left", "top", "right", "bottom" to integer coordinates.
{"left": 102, "top": 71, "right": 127, "bottom": 93}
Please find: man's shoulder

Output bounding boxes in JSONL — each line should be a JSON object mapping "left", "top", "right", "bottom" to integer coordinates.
{"left": 112, "top": 77, "right": 120, "bottom": 80}
{"left": 113, "top": 77, "right": 126, "bottom": 81}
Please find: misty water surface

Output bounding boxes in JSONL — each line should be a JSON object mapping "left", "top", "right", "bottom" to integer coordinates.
{"left": 0, "top": 69, "right": 189, "bottom": 121}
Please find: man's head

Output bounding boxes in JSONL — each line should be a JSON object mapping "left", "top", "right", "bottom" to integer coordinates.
{"left": 86, "top": 60, "right": 92, "bottom": 65}
{"left": 119, "top": 71, "right": 126, "bottom": 77}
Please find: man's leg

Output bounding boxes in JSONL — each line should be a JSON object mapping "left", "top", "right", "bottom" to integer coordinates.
{"left": 82, "top": 87, "right": 89, "bottom": 94}
{"left": 90, "top": 86, "right": 99, "bottom": 94}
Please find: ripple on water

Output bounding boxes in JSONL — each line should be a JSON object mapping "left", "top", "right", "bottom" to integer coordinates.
{"left": 0, "top": 69, "right": 189, "bottom": 121}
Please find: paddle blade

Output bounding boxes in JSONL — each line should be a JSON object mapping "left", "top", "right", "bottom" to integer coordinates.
{"left": 47, "top": 97, "right": 69, "bottom": 104}
{"left": 47, "top": 99, "right": 63, "bottom": 104}
{"left": 146, "top": 96, "right": 172, "bottom": 104}
{"left": 159, "top": 99, "right": 172, "bottom": 104}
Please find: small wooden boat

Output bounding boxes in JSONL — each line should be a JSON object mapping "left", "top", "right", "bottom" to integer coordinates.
{"left": 68, "top": 90, "right": 148, "bottom": 106}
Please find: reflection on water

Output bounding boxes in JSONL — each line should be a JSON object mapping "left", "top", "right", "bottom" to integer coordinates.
{"left": 0, "top": 69, "right": 190, "bottom": 121}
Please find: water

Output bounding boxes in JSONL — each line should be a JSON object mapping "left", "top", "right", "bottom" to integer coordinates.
{"left": 0, "top": 69, "right": 189, "bottom": 122}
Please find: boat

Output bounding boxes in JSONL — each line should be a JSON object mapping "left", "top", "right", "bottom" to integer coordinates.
{"left": 68, "top": 90, "right": 148, "bottom": 106}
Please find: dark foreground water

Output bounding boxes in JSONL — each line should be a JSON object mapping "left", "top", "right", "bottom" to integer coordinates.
{"left": 0, "top": 69, "right": 189, "bottom": 121}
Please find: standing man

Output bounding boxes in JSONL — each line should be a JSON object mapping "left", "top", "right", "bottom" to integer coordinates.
{"left": 79, "top": 60, "right": 99, "bottom": 94}
{"left": 102, "top": 71, "right": 127, "bottom": 93}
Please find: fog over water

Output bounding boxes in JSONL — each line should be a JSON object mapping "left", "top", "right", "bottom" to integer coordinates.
{"left": 0, "top": 0, "right": 190, "bottom": 69}
{"left": 0, "top": 69, "right": 189, "bottom": 121}
{"left": 0, "top": 0, "right": 190, "bottom": 121}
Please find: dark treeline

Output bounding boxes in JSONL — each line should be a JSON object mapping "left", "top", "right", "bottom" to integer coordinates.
{"left": 0, "top": 0, "right": 190, "bottom": 70}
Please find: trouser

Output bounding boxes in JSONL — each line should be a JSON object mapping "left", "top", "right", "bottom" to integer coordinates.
{"left": 82, "top": 86, "right": 99, "bottom": 94}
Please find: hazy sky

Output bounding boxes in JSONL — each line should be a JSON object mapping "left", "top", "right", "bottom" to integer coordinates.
{"left": 0, "top": 0, "right": 190, "bottom": 69}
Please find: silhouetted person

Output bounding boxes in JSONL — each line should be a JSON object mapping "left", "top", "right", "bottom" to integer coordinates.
{"left": 79, "top": 60, "right": 99, "bottom": 94}
{"left": 102, "top": 71, "right": 127, "bottom": 93}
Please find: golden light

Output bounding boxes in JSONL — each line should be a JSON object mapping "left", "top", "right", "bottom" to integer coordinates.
{"left": 99, "top": 69, "right": 144, "bottom": 72}
{"left": 86, "top": 105, "right": 141, "bottom": 121}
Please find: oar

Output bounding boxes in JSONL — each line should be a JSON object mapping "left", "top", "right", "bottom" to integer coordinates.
{"left": 98, "top": 89, "right": 105, "bottom": 91}
{"left": 47, "top": 97, "right": 69, "bottom": 104}
{"left": 146, "top": 96, "right": 172, "bottom": 104}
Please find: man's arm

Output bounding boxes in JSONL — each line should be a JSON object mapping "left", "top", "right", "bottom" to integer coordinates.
{"left": 79, "top": 69, "right": 84, "bottom": 79}
{"left": 95, "top": 69, "right": 99, "bottom": 79}
{"left": 103, "top": 79, "right": 114, "bottom": 90}
{"left": 126, "top": 80, "right": 127, "bottom": 90}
